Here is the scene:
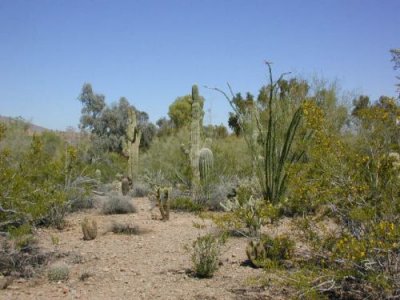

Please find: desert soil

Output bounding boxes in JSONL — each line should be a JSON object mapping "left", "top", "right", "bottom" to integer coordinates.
{"left": 1, "top": 196, "right": 290, "bottom": 300}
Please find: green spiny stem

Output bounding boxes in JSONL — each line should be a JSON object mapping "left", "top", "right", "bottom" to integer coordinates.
{"left": 199, "top": 147, "right": 214, "bottom": 185}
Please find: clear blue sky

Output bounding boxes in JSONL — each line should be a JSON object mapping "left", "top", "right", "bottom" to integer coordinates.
{"left": 0, "top": 0, "right": 399, "bottom": 130}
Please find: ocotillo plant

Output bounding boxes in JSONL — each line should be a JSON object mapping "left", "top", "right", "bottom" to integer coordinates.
{"left": 190, "top": 85, "right": 202, "bottom": 186}
{"left": 123, "top": 108, "right": 141, "bottom": 185}
{"left": 212, "top": 62, "right": 305, "bottom": 204}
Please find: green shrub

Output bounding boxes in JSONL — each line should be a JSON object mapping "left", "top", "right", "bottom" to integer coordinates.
{"left": 191, "top": 234, "right": 222, "bottom": 278}
{"left": 48, "top": 263, "right": 69, "bottom": 282}
{"left": 246, "top": 235, "right": 295, "bottom": 268}
{"left": 131, "top": 181, "right": 151, "bottom": 197}
{"left": 102, "top": 195, "right": 136, "bottom": 215}
{"left": 170, "top": 197, "right": 204, "bottom": 212}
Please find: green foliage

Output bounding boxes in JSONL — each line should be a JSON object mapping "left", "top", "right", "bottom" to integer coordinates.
{"left": 169, "top": 197, "right": 204, "bottom": 212}
{"left": 220, "top": 181, "right": 278, "bottom": 236}
{"left": 391, "top": 48, "right": 400, "bottom": 96}
{"left": 168, "top": 94, "right": 204, "bottom": 130}
{"left": 0, "top": 132, "right": 70, "bottom": 229}
{"left": 102, "top": 195, "right": 136, "bottom": 215}
{"left": 246, "top": 235, "right": 294, "bottom": 268}
{"left": 78, "top": 84, "right": 155, "bottom": 154}
{"left": 140, "top": 128, "right": 192, "bottom": 186}
{"left": 190, "top": 234, "right": 222, "bottom": 278}
{"left": 218, "top": 64, "right": 308, "bottom": 203}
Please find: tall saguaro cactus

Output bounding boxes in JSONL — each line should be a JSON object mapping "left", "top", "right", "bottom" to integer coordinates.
{"left": 123, "top": 108, "right": 141, "bottom": 184}
{"left": 190, "top": 85, "right": 202, "bottom": 185}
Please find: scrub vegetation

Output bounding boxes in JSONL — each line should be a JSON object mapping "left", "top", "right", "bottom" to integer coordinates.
{"left": 1, "top": 52, "right": 400, "bottom": 299}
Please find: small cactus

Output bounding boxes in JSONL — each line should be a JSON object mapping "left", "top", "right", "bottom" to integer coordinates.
{"left": 156, "top": 187, "right": 170, "bottom": 221}
{"left": 246, "top": 240, "right": 267, "bottom": 268}
{"left": 199, "top": 147, "right": 214, "bottom": 185}
{"left": 81, "top": 217, "right": 97, "bottom": 241}
{"left": 246, "top": 235, "right": 295, "bottom": 268}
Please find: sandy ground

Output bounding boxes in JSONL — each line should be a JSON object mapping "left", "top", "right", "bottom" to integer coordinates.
{"left": 1, "top": 197, "right": 289, "bottom": 300}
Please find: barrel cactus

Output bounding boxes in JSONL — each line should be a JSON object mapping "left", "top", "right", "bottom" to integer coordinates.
{"left": 246, "top": 240, "right": 267, "bottom": 268}
{"left": 121, "top": 177, "right": 130, "bottom": 196}
{"left": 81, "top": 217, "right": 98, "bottom": 241}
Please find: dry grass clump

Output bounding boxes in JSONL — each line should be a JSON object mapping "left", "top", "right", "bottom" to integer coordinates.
{"left": 101, "top": 195, "right": 136, "bottom": 215}
{"left": 108, "top": 222, "right": 148, "bottom": 235}
{"left": 47, "top": 263, "right": 69, "bottom": 282}
{"left": 0, "top": 237, "right": 50, "bottom": 278}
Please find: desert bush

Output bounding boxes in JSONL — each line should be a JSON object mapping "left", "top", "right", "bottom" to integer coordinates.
{"left": 81, "top": 217, "right": 97, "bottom": 240}
{"left": 190, "top": 234, "right": 222, "bottom": 278}
{"left": 169, "top": 197, "right": 204, "bottom": 212}
{"left": 47, "top": 263, "right": 69, "bottom": 282}
{"left": 0, "top": 237, "right": 49, "bottom": 278}
{"left": 219, "top": 182, "right": 278, "bottom": 237}
{"left": 130, "top": 181, "right": 151, "bottom": 197}
{"left": 101, "top": 194, "right": 136, "bottom": 215}
{"left": 108, "top": 222, "right": 144, "bottom": 235}
{"left": 140, "top": 128, "right": 192, "bottom": 186}
{"left": 67, "top": 176, "right": 97, "bottom": 212}
{"left": 246, "top": 235, "right": 295, "bottom": 268}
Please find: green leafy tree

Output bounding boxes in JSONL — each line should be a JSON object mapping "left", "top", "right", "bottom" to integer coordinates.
{"left": 77, "top": 84, "right": 155, "bottom": 154}
{"left": 168, "top": 95, "right": 204, "bottom": 129}
{"left": 391, "top": 48, "right": 400, "bottom": 96}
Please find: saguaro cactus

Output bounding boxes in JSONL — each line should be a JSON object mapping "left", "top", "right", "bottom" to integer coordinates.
{"left": 190, "top": 85, "right": 202, "bottom": 185}
{"left": 123, "top": 108, "right": 141, "bottom": 185}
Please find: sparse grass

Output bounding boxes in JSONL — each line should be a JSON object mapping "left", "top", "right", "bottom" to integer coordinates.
{"left": 101, "top": 195, "right": 136, "bottom": 215}
{"left": 47, "top": 263, "right": 69, "bottom": 282}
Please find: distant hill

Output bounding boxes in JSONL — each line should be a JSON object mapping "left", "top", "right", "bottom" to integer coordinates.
{"left": 0, "top": 115, "right": 49, "bottom": 134}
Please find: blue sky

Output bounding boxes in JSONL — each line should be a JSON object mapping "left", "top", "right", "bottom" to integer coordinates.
{"left": 0, "top": 0, "right": 399, "bottom": 130}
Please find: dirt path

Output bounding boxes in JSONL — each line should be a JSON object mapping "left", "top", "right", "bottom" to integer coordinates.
{"left": 1, "top": 197, "right": 283, "bottom": 300}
